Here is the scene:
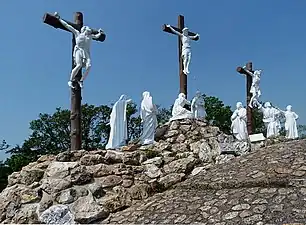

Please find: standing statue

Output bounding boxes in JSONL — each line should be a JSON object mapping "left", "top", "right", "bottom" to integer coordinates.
{"left": 191, "top": 91, "right": 206, "bottom": 119}
{"left": 106, "top": 95, "right": 132, "bottom": 150}
{"left": 166, "top": 25, "right": 199, "bottom": 75}
{"left": 258, "top": 102, "right": 281, "bottom": 138}
{"left": 170, "top": 93, "right": 194, "bottom": 121}
{"left": 231, "top": 102, "right": 248, "bottom": 141}
{"left": 277, "top": 105, "right": 299, "bottom": 139}
{"left": 54, "top": 12, "right": 104, "bottom": 89}
{"left": 140, "top": 91, "right": 158, "bottom": 145}
{"left": 243, "top": 66, "right": 262, "bottom": 108}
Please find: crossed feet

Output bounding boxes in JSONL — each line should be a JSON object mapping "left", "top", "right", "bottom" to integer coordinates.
{"left": 68, "top": 80, "right": 83, "bottom": 89}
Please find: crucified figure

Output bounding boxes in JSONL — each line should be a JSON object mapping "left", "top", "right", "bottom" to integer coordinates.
{"left": 54, "top": 12, "right": 104, "bottom": 89}
{"left": 243, "top": 66, "right": 262, "bottom": 108}
{"left": 166, "top": 25, "right": 199, "bottom": 75}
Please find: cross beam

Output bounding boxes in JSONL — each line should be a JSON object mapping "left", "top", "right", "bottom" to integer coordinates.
{"left": 162, "top": 15, "right": 199, "bottom": 98}
{"left": 43, "top": 12, "right": 106, "bottom": 151}
{"left": 43, "top": 13, "right": 106, "bottom": 42}
{"left": 236, "top": 62, "right": 253, "bottom": 134}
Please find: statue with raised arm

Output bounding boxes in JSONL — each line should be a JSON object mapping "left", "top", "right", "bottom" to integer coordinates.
{"left": 276, "top": 105, "right": 299, "bottom": 139}
{"left": 243, "top": 66, "right": 262, "bottom": 108}
{"left": 54, "top": 12, "right": 104, "bottom": 89}
{"left": 258, "top": 102, "right": 281, "bottom": 138}
{"left": 166, "top": 25, "right": 199, "bottom": 75}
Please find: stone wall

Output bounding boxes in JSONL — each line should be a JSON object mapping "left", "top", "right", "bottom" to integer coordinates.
{"left": 0, "top": 119, "right": 250, "bottom": 224}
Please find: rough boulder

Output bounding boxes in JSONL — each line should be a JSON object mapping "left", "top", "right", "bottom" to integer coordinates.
{"left": 0, "top": 119, "right": 250, "bottom": 224}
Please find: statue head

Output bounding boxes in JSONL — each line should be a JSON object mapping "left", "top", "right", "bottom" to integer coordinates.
{"left": 236, "top": 102, "right": 243, "bottom": 109}
{"left": 254, "top": 70, "right": 262, "bottom": 77}
{"left": 179, "top": 93, "right": 186, "bottom": 99}
{"left": 195, "top": 91, "right": 201, "bottom": 97}
{"left": 119, "top": 94, "right": 127, "bottom": 101}
{"left": 264, "top": 102, "right": 271, "bottom": 108}
{"left": 182, "top": 27, "right": 189, "bottom": 35}
{"left": 142, "top": 91, "right": 150, "bottom": 99}
{"left": 286, "top": 105, "right": 292, "bottom": 111}
{"left": 81, "top": 26, "right": 92, "bottom": 35}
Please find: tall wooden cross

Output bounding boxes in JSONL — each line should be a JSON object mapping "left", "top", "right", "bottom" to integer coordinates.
{"left": 43, "top": 12, "right": 106, "bottom": 151}
{"left": 162, "top": 15, "right": 199, "bottom": 98}
{"left": 236, "top": 62, "right": 254, "bottom": 134}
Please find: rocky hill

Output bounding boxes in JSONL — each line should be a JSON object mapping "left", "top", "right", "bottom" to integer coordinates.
{"left": 1, "top": 118, "right": 302, "bottom": 224}
{"left": 103, "top": 139, "right": 306, "bottom": 224}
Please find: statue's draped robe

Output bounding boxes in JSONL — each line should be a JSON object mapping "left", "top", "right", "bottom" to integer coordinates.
{"left": 106, "top": 95, "right": 129, "bottom": 150}
{"left": 260, "top": 107, "right": 281, "bottom": 138}
{"left": 140, "top": 92, "right": 157, "bottom": 145}
{"left": 231, "top": 108, "right": 248, "bottom": 140}
{"left": 284, "top": 111, "right": 299, "bottom": 139}
{"left": 170, "top": 94, "right": 194, "bottom": 121}
{"left": 191, "top": 96, "right": 206, "bottom": 119}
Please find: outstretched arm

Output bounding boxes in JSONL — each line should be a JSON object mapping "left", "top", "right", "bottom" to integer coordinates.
{"left": 54, "top": 12, "right": 79, "bottom": 36}
{"left": 243, "top": 66, "right": 254, "bottom": 77}
{"left": 190, "top": 34, "right": 200, "bottom": 40}
{"left": 166, "top": 25, "right": 182, "bottom": 36}
{"left": 92, "top": 29, "right": 104, "bottom": 39}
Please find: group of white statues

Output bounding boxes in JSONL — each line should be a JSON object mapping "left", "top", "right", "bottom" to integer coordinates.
{"left": 106, "top": 91, "right": 206, "bottom": 149}
{"left": 52, "top": 12, "right": 300, "bottom": 147}
{"left": 231, "top": 101, "right": 299, "bottom": 141}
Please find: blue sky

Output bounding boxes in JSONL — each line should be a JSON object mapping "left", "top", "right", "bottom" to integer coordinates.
{"left": 1, "top": 0, "right": 305, "bottom": 160}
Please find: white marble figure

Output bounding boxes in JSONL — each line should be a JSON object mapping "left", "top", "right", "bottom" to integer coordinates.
{"left": 231, "top": 102, "right": 248, "bottom": 141}
{"left": 170, "top": 93, "right": 194, "bottom": 121}
{"left": 191, "top": 91, "right": 206, "bottom": 119}
{"left": 54, "top": 12, "right": 104, "bottom": 89}
{"left": 258, "top": 102, "right": 281, "bottom": 138}
{"left": 106, "top": 95, "right": 132, "bottom": 150}
{"left": 166, "top": 25, "right": 199, "bottom": 75}
{"left": 243, "top": 66, "right": 262, "bottom": 108}
{"left": 277, "top": 105, "right": 299, "bottom": 139}
{"left": 140, "top": 91, "right": 158, "bottom": 145}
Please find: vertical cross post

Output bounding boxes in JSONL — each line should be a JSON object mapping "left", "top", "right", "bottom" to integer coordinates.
{"left": 236, "top": 62, "right": 254, "bottom": 134}
{"left": 70, "top": 12, "right": 83, "bottom": 151}
{"left": 43, "top": 11, "right": 105, "bottom": 151}
{"left": 178, "top": 15, "right": 187, "bottom": 97}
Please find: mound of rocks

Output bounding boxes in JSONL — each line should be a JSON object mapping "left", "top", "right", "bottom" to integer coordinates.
{"left": 103, "top": 139, "right": 306, "bottom": 224}
{"left": 0, "top": 119, "right": 250, "bottom": 224}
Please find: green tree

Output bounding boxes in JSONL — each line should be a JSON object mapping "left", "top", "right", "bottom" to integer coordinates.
{"left": 203, "top": 95, "right": 233, "bottom": 134}
{"left": 156, "top": 105, "right": 172, "bottom": 125}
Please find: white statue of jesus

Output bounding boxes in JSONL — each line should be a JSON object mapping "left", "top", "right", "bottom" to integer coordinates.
{"left": 54, "top": 12, "right": 104, "bottom": 89}
{"left": 166, "top": 25, "right": 199, "bottom": 75}
{"left": 243, "top": 66, "right": 262, "bottom": 108}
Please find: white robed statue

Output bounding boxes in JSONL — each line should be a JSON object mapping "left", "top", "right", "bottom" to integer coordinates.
{"left": 277, "top": 105, "right": 299, "bottom": 139}
{"left": 231, "top": 102, "right": 248, "bottom": 141}
{"left": 106, "top": 95, "right": 132, "bottom": 150}
{"left": 170, "top": 93, "right": 194, "bottom": 121}
{"left": 258, "top": 102, "right": 281, "bottom": 138}
{"left": 140, "top": 91, "right": 158, "bottom": 145}
{"left": 191, "top": 91, "right": 206, "bottom": 119}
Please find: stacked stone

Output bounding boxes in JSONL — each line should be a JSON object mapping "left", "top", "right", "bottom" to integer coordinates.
{"left": 0, "top": 119, "right": 250, "bottom": 224}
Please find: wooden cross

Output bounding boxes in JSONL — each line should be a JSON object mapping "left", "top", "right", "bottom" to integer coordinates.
{"left": 43, "top": 12, "right": 106, "bottom": 151}
{"left": 236, "top": 62, "right": 254, "bottom": 134}
{"left": 162, "top": 15, "right": 199, "bottom": 98}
